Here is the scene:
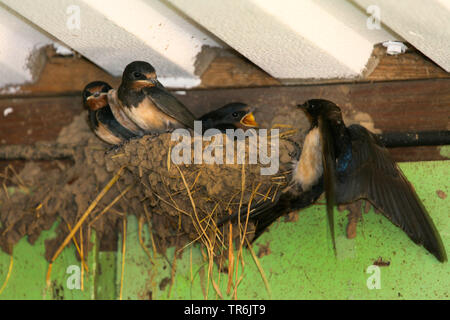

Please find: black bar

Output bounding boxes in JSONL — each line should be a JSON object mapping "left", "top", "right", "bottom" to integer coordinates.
{"left": 377, "top": 130, "right": 450, "bottom": 148}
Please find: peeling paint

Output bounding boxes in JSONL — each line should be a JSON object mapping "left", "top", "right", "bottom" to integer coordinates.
{"left": 25, "top": 45, "right": 47, "bottom": 83}
{"left": 0, "top": 86, "right": 21, "bottom": 95}
{"left": 438, "top": 145, "right": 450, "bottom": 159}
{"left": 193, "top": 45, "right": 221, "bottom": 76}
{"left": 3, "top": 107, "right": 13, "bottom": 117}
{"left": 53, "top": 42, "right": 74, "bottom": 56}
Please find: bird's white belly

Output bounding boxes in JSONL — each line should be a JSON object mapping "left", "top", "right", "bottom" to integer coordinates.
{"left": 293, "top": 127, "right": 323, "bottom": 191}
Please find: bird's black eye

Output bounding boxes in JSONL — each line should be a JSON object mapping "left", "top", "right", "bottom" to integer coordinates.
{"left": 83, "top": 91, "right": 91, "bottom": 98}
{"left": 133, "top": 71, "right": 142, "bottom": 78}
{"left": 232, "top": 112, "right": 238, "bottom": 118}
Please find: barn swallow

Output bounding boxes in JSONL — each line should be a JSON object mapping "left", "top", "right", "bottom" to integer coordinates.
{"left": 199, "top": 102, "right": 259, "bottom": 133}
{"left": 217, "top": 120, "right": 325, "bottom": 241}
{"left": 117, "top": 61, "right": 196, "bottom": 133}
{"left": 107, "top": 88, "right": 146, "bottom": 137}
{"left": 83, "top": 81, "right": 137, "bottom": 145}
{"left": 299, "top": 99, "right": 447, "bottom": 262}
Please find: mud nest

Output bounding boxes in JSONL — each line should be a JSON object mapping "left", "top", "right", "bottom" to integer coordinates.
{"left": 0, "top": 110, "right": 307, "bottom": 264}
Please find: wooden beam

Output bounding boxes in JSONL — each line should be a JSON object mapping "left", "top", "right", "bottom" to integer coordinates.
{"left": 0, "top": 79, "right": 448, "bottom": 163}
{"left": 0, "top": 96, "right": 82, "bottom": 145}
{"left": 177, "top": 79, "right": 450, "bottom": 133}
{"left": 0, "top": 45, "right": 448, "bottom": 98}
{"left": 353, "top": 0, "right": 450, "bottom": 72}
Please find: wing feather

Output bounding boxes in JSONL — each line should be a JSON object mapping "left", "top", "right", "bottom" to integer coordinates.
{"left": 143, "top": 85, "right": 196, "bottom": 129}
{"left": 336, "top": 125, "right": 447, "bottom": 262}
{"left": 318, "top": 115, "right": 337, "bottom": 255}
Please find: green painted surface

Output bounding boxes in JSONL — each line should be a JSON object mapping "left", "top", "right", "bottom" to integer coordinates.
{"left": 0, "top": 161, "right": 448, "bottom": 299}
{"left": 95, "top": 252, "right": 117, "bottom": 300}
{"left": 119, "top": 161, "right": 449, "bottom": 300}
{"left": 0, "top": 221, "right": 97, "bottom": 300}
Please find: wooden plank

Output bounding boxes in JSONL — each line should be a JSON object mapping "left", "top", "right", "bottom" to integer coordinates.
{"left": 197, "top": 55, "right": 281, "bottom": 88}
{"left": 12, "top": 47, "right": 120, "bottom": 97}
{"left": 0, "top": 79, "right": 448, "bottom": 163}
{"left": 0, "top": 96, "right": 83, "bottom": 145}
{"left": 0, "top": 46, "right": 448, "bottom": 97}
{"left": 367, "top": 46, "right": 450, "bottom": 81}
{"left": 353, "top": 0, "right": 450, "bottom": 72}
{"left": 178, "top": 79, "right": 450, "bottom": 133}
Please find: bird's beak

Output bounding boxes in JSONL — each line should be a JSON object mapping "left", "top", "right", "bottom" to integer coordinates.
{"left": 86, "top": 92, "right": 108, "bottom": 110}
{"left": 298, "top": 103, "right": 307, "bottom": 110}
{"left": 240, "top": 112, "right": 259, "bottom": 127}
{"left": 134, "top": 79, "right": 157, "bottom": 88}
{"left": 87, "top": 92, "right": 107, "bottom": 100}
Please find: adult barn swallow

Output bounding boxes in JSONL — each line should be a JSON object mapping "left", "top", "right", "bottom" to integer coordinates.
{"left": 299, "top": 99, "right": 447, "bottom": 262}
{"left": 83, "top": 81, "right": 137, "bottom": 145}
{"left": 117, "top": 61, "right": 196, "bottom": 133}
{"left": 199, "top": 102, "right": 259, "bottom": 133}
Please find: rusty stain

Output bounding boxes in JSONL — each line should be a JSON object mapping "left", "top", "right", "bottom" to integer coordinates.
{"left": 159, "top": 277, "right": 170, "bottom": 291}
{"left": 436, "top": 190, "right": 447, "bottom": 199}
{"left": 257, "top": 242, "right": 272, "bottom": 258}
{"left": 373, "top": 257, "right": 391, "bottom": 267}
{"left": 284, "top": 212, "right": 299, "bottom": 223}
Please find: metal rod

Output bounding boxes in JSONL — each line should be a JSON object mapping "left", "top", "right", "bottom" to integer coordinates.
{"left": 377, "top": 130, "right": 450, "bottom": 148}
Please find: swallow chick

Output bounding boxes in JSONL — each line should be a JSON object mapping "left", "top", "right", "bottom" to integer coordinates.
{"left": 299, "top": 99, "right": 447, "bottom": 262}
{"left": 117, "top": 61, "right": 196, "bottom": 134}
{"left": 107, "top": 87, "right": 146, "bottom": 137}
{"left": 83, "top": 81, "right": 137, "bottom": 145}
{"left": 199, "top": 102, "right": 259, "bottom": 133}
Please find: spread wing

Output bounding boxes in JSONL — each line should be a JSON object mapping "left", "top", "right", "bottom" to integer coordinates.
{"left": 143, "top": 84, "right": 196, "bottom": 129}
{"left": 336, "top": 124, "right": 447, "bottom": 262}
{"left": 318, "top": 114, "right": 338, "bottom": 255}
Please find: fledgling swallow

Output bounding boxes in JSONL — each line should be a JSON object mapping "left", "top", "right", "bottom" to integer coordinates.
{"left": 199, "top": 102, "right": 259, "bottom": 133}
{"left": 217, "top": 120, "right": 325, "bottom": 242}
{"left": 83, "top": 81, "right": 138, "bottom": 145}
{"left": 299, "top": 99, "right": 447, "bottom": 262}
{"left": 107, "top": 88, "right": 146, "bottom": 137}
{"left": 117, "top": 61, "right": 196, "bottom": 133}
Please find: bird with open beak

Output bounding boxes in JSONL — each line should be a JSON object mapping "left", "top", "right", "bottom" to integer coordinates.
{"left": 199, "top": 102, "right": 259, "bottom": 133}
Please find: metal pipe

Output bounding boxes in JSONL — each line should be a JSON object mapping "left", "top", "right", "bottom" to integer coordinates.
{"left": 377, "top": 130, "right": 450, "bottom": 148}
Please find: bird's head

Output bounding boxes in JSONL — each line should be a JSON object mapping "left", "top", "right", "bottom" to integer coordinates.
{"left": 82, "top": 81, "right": 112, "bottom": 111}
{"left": 205, "top": 102, "right": 259, "bottom": 130}
{"left": 298, "top": 99, "right": 341, "bottom": 126}
{"left": 121, "top": 61, "right": 159, "bottom": 90}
